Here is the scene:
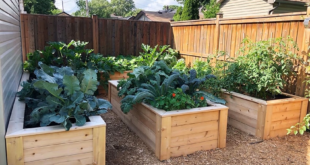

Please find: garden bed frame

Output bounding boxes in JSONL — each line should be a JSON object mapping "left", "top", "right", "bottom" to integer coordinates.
{"left": 98, "top": 71, "right": 131, "bottom": 95}
{"left": 109, "top": 80, "right": 229, "bottom": 160}
{"left": 6, "top": 73, "right": 106, "bottom": 165}
{"left": 222, "top": 90, "right": 308, "bottom": 140}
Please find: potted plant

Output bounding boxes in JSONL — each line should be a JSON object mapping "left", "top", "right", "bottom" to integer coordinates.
{"left": 108, "top": 61, "right": 228, "bottom": 160}
{"left": 220, "top": 38, "right": 308, "bottom": 140}
{"left": 6, "top": 63, "right": 111, "bottom": 165}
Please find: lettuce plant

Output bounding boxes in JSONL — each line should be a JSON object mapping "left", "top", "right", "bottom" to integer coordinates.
{"left": 18, "top": 62, "right": 111, "bottom": 130}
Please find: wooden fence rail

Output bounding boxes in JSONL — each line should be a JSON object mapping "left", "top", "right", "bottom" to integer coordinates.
{"left": 20, "top": 14, "right": 172, "bottom": 60}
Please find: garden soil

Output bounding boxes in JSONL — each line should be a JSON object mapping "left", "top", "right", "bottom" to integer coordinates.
{"left": 101, "top": 111, "right": 310, "bottom": 165}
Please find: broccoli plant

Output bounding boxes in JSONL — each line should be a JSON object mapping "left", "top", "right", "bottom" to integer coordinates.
{"left": 18, "top": 62, "right": 111, "bottom": 130}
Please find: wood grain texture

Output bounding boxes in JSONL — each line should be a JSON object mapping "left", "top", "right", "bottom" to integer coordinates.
{"left": 6, "top": 137, "right": 24, "bottom": 165}
{"left": 109, "top": 81, "right": 228, "bottom": 160}
{"left": 93, "top": 126, "right": 106, "bottom": 165}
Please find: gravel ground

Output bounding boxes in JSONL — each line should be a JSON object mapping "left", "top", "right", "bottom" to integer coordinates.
{"left": 101, "top": 110, "right": 310, "bottom": 165}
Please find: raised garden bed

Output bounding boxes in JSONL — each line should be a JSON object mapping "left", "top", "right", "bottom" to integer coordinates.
{"left": 222, "top": 90, "right": 308, "bottom": 140}
{"left": 6, "top": 73, "right": 106, "bottom": 165}
{"left": 98, "top": 71, "right": 131, "bottom": 95}
{"left": 109, "top": 80, "right": 228, "bottom": 160}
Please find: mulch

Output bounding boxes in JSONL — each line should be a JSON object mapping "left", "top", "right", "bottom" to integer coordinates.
{"left": 101, "top": 111, "right": 310, "bottom": 165}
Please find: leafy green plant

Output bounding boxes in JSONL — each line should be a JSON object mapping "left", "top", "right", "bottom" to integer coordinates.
{"left": 118, "top": 61, "right": 225, "bottom": 113}
{"left": 18, "top": 62, "right": 111, "bottom": 130}
{"left": 24, "top": 40, "right": 93, "bottom": 73}
{"left": 223, "top": 37, "right": 300, "bottom": 100}
{"left": 172, "top": 59, "right": 188, "bottom": 72}
{"left": 287, "top": 114, "right": 310, "bottom": 135}
{"left": 137, "top": 44, "right": 179, "bottom": 67}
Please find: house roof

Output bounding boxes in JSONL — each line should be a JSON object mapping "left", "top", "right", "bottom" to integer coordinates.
{"left": 132, "top": 10, "right": 175, "bottom": 22}
{"left": 56, "top": 11, "right": 71, "bottom": 17}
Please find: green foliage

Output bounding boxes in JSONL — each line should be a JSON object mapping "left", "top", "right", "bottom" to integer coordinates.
{"left": 287, "top": 114, "right": 310, "bottom": 135}
{"left": 192, "top": 60, "right": 212, "bottom": 78}
{"left": 18, "top": 63, "right": 111, "bottom": 130}
{"left": 51, "top": 9, "right": 62, "bottom": 15}
{"left": 138, "top": 44, "right": 179, "bottom": 67}
{"left": 163, "top": 5, "right": 180, "bottom": 10}
{"left": 173, "top": 7, "right": 183, "bottom": 21}
{"left": 181, "top": 0, "right": 200, "bottom": 21}
{"left": 125, "top": 9, "right": 142, "bottom": 17}
{"left": 89, "top": 0, "right": 112, "bottom": 18}
{"left": 24, "top": 0, "right": 56, "bottom": 15}
{"left": 74, "top": 0, "right": 112, "bottom": 18}
{"left": 203, "top": 0, "right": 220, "bottom": 18}
{"left": 110, "top": 0, "right": 135, "bottom": 17}
{"left": 172, "top": 59, "right": 188, "bottom": 72}
{"left": 223, "top": 37, "right": 300, "bottom": 99}
{"left": 23, "top": 40, "right": 92, "bottom": 73}
{"left": 117, "top": 61, "right": 225, "bottom": 113}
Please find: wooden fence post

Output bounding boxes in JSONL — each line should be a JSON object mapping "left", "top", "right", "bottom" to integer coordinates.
{"left": 212, "top": 13, "right": 223, "bottom": 65}
{"left": 92, "top": 15, "right": 99, "bottom": 54}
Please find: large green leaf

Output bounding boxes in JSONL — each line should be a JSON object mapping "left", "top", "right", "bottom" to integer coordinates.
{"left": 81, "top": 69, "right": 99, "bottom": 95}
{"left": 33, "top": 81, "right": 64, "bottom": 102}
{"left": 97, "top": 99, "right": 112, "bottom": 109}
{"left": 74, "top": 115, "right": 86, "bottom": 126}
{"left": 63, "top": 75, "right": 81, "bottom": 95}
{"left": 50, "top": 114, "right": 66, "bottom": 124}
{"left": 34, "top": 69, "right": 56, "bottom": 83}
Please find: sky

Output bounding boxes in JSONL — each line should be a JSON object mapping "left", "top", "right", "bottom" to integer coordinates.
{"left": 54, "top": 0, "right": 181, "bottom": 14}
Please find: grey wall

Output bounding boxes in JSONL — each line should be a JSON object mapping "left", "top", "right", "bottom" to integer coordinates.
{"left": 0, "top": 0, "right": 23, "bottom": 165}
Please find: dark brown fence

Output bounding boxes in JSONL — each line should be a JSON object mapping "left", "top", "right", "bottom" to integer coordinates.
{"left": 20, "top": 14, "right": 173, "bottom": 60}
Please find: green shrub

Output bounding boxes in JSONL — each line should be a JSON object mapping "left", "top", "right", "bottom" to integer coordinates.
{"left": 173, "top": 6, "right": 183, "bottom": 21}
{"left": 223, "top": 37, "right": 300, "bottom": 100}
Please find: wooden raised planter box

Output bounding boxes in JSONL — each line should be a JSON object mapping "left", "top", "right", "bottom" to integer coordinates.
{"left": 109, "top": 80, "right": 229, "bottom": 160}
{"left": 98, "top": 71, "right": 131, "bottom": 95}
{"left": 6, "top": 73, "right": 106, "bottom": 165}
{"left": 222, "top": 90, "right": 308, "bottom": 140}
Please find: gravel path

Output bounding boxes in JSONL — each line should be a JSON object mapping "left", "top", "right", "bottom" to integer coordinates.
{"left": 101, "top": 111, "right": 310, "bottom": 165}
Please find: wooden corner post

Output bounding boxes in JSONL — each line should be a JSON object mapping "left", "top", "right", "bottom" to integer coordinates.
{"left": 213, "top": 13, "right": 223, "bottom": 55}
{"left": 92, "top": 15, "right": 99, "bottom": 54}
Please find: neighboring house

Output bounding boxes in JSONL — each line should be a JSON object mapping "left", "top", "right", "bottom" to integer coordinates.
{"left": 56, "top": 11, "right": 72, "bottom": 17}
{"left": 131, "top": 10, "right": 175, "bottom": 22}
{"left": 110, "top": 14, "right": 132, "bottom": 20}
{"left": 217, "top": 0, "right": 307, "bottom": 18}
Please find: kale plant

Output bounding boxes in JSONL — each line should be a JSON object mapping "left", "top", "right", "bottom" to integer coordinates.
{"left": 18, "top": 62, "right": 111, "bottom": 130}
{"left": 117, "top": 61, "right": 226, "bottom": 113}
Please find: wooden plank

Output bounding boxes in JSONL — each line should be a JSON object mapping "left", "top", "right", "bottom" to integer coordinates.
{"left": 24, "top": 140, "right": 93, "bottom": 162}
{"left": 93, "top": 126, "right": 106, "bottom": 165}
{"left": 263, "top": 105, "right": 274, "bottom": 139}
{"left": 171, "top": 120, "right": 218, "bottom": 137}
{"left": 23, "top": 129, "right": 93, "bottom": 149}
{"left": 223, "top": 97, "right": 260, "bottom": 119}
{"left": 271, "top": 118, "right": 300, "bottom": 131}
{"left": 130, "top": 107, "right": 156, "bottom": 133}
{"left": 271, "top": 110, "right": 301, "bottom": 122}
{"left": 228, "top": 117, "right": 256, "bottom": 135}
{"left": 92, "top": 15, "right": 99, "bottom": 54}
{"left": 219, "top": 15, "right": 305, "bottom": 24}
{"left": 171, "top": 20, "right": 216, "bottom": 26}
{"left": 171, "top": 111, "right": 219, "bottom": 127}
{"left": 155, "top": 115, "right": 161, "bottom": 159}
{"left": 24, "top": 152, "right": 93, "bottom": 165}
{"left": 6, "top": 137, "right": 24, "bottom": 165}
{"left": 269, "top": 128, "right": 289, "bottom": 138}
{"left": 170, "top": 130, "right": 218, "bottom": 147}
{"left": 300, "top": 100, "right": 308, "bottom": 123}
{"left": 170, "top": 139, "right": 217, "bottom": 157}
{"left": 256, "top": 105, "right": 266, "bottom": 139}
{"left": 20, "top": 14, "right": 27, "bottom": 61}
{"left": 159, "top": 117, "right": 171, "bottom": 161}
{"left": 228, "top": 110, "right": 256, "bottom": 128}
{"left": 218, "top": 109, "right": 228, "bottom": 148}
{"left": 272, "top": 102, "right": 302, "bottom": 113}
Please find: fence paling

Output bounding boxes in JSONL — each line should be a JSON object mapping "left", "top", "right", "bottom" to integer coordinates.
{"left": 20, "top": 14, "right": 172, "bottom": 59}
